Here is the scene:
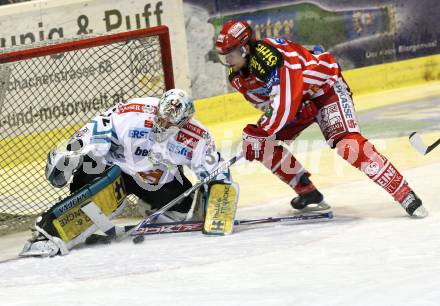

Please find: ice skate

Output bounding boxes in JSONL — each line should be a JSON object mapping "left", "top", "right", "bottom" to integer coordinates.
{"left": 401, "top": 191, "right": 428, "bottom": 218}
{"left": 291, "top": 189, "right": 331, "bottom": 212}
{"left": 19, "top": 223, "right": 68, "bottom": 257}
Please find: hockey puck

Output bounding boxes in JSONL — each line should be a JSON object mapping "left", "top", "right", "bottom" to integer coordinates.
{"left": 132, "top": 235, "right": 144, "bottom": 244}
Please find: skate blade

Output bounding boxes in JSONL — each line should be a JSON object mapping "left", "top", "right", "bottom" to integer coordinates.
{"left": 294, "top": 201, "right": 331, "bottom": 213}
{"left": 411, "top": 205, "right": 428, "bottom": 218}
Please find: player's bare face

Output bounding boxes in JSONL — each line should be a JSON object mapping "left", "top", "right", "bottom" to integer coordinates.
{"left": 218, "top": 47, "right": 247, "bottom": 71}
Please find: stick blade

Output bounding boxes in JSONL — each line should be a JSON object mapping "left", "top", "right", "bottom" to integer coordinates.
{"left": 409, "top": 132, "right": 428, "bottom": 155}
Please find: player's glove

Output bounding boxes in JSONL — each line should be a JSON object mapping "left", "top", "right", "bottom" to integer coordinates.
{"left": 242, "top": 124, "right": 269, "bottom": 161}
{"left": 45, "top": 139, "right": 85, "bottom": 188}
{"left": 295, "top": 100, "right": 318, "bottom": 125}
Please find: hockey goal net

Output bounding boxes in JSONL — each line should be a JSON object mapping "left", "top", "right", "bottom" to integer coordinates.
{"left": 0, "top": 26, "right": 174, "bottom": 235}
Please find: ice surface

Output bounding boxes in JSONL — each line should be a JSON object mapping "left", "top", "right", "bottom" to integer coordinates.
{"left": 1, "top": 162, "right": 439, "bottom": 306}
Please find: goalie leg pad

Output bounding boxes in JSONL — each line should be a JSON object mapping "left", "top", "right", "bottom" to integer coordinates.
{"left": 203, "top": 181, "right": 239, "bottom": 235}
{"left": 22, "top": 165, "right": 128, "bottom": 256}
{"left": 51, "top": 165, "right": 127, "bottom": 242}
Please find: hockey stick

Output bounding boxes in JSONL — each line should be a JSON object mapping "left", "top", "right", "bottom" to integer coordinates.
{"left": 116, "top": 152, "right": 244, "bottom": 242}
{"left": 409, "top": 132, "right": 440, "bottom": 155}
{"left": 85, "top": 211, "right": 333, "bottom": 245}
{"left": 133, "top": 211, "right": 333, "bottom": 236}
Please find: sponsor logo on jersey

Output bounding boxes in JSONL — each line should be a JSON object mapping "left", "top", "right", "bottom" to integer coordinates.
{"left": 255, "top": 43, "right": 279, "bottom": 67}
{"left": 249, "top": 42, "right": 282, "bottom": 82}
{"left": 183, "top": 122, "right": 206, "bottom": 137}
{"left": 270, "top": 37, "right": 287, "bottom": 45}
{"left": 319, "top": 103, "right": 345, "bottom": 140}
{"left": 117, "top": 103, "right": 144, "bottom": 114}
{"left": 135, "top": 146, "right": 149, "bottom": 156}
{"left": 167, "top": 142, "right": 193, "bottom": 159}
{"left": 247, "top": 69, "right": 280, "bottom": 96}
{"left": 335, "top": 80, "right": 354, "bottom": 119}
{"left": 128, "top": 128, "right": 150, "bottom": 139}
{"left": 144, "top": 120, "right": 154, "bottom": 128}
{"left": 137, "top": 169, "right": 164, "bottom": 185}
{"left": 249, "top": 56, "right": 266, "bottom": 77}
{"left": 177, "top": 130, "right": 199, "bottom": 148}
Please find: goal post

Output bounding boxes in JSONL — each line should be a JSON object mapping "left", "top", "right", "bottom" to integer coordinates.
{"left": 0, "top": 26, "right": 174, "bottom": 235}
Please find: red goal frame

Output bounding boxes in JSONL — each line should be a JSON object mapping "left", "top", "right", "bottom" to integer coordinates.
{"left": 0, "top": 25, "right": 175, "bottom": 90}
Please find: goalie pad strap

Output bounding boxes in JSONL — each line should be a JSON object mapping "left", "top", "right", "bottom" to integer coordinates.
{"left": 80, "top": 202, "right": 125, "bottom": 237}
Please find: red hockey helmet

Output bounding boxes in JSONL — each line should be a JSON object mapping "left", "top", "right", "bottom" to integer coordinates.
{"left": 215, "top": 20, "right": 253, "bottom": 55}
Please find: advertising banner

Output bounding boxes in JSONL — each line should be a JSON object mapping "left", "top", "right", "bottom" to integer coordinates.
{"left": 0, "top": 0, "right": 190, "bottom": 91}
{"left": 183, "top": 0, "right": 440, "bottom": 98}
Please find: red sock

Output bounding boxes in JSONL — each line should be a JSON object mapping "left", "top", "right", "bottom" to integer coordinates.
{"left": 260, "top": 144, "right": 316, "bottom": 194}
{"left": 336, "top": 133, "right": 412, "bottom": 203}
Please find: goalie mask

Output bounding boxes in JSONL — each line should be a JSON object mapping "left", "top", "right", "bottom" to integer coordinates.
{"left": 153, "top": 89, "right": 195, "bottom": 141}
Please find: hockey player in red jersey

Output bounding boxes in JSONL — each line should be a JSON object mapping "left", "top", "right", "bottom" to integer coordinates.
{"left": 215, "top": 20, "right": 427, "bottom": 218}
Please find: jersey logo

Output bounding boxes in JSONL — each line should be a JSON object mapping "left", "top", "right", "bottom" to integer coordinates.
{"left": 128, "top": 128, "right": 150, "bottom": 139}
{"left": 247, "top": 69, "right": 280, "bottom": 96}
{"left": 117, "top": 103, "right": 144, "bottom": 114}
{"left": 249, "top": 41, "right": 283, "bottom": 82}
{"left": 182, "top": 122, "right": 206, "bottom": 138}
{"left": 137, "top": 169, "right": 164, "bottom": 185}
{"left": 134, "top": 146, "right": 149, "bottom": 156}
{"left": 167, "top": 142, "right": 193, "bottom": 159}
{"left": 117, "top": 103, "right": 157, "bottom": 114}
{"left": 144, "top": 120, "right": 154, "bottom": 128}
{"left": 176, "top": 131, "right": 199, "bottom": 148}
{"left": 269, "top": 37, "right": 287, "bottom": 45}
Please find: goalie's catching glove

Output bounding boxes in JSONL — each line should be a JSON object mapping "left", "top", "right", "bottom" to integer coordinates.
{"left": 45, "top": 139, "right": 85, "bottom": 188}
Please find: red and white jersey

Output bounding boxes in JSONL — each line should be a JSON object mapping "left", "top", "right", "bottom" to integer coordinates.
{"left": 71, "top": 97, "right": 226, "bottom": 187}
{"left": 229, "top": 37, "right": 340, "bottom": 135}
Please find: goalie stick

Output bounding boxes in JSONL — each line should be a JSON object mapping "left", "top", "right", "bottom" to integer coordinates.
{"left": 409, "top": 132, "right": 440, "bottom": 155}
{"left": 117, "top": 152, "right": 244, "bottom": 243}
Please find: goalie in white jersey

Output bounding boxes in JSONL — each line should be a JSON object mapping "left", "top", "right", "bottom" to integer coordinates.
{"left": 21, "top": 89, "right": 237, "bottom": 257}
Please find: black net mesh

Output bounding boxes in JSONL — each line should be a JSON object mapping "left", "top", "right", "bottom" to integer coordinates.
{"left": 0, "top": 33, "right": 168, "bottom": 235}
